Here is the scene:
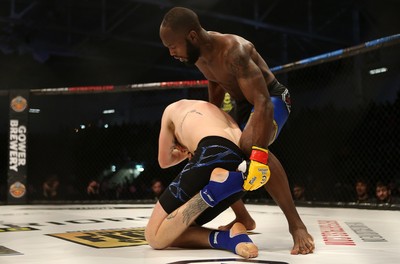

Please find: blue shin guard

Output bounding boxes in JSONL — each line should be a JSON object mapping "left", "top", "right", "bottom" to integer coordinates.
{"left": 209, "top": 229, "right": 253, "bottom": 254}
{"left": 200, "top": 171, "right": 243, "bottom": 207}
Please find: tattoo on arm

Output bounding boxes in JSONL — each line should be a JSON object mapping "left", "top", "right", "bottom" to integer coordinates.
{"left": 229, "top": 47, "right": 256, "bottom": 79}
{"left": 181, "top": 194, "right": 209, "bottom": 226}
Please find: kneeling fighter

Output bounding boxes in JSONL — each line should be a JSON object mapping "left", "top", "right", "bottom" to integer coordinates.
{"left": 145, "top": 99, "right": 258, "bottom": 258}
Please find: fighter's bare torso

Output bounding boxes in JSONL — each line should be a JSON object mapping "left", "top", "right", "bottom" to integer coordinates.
{"left": 195, "top": 32, "right": 275, "bottom": 101}
{"left": 167, "top": 100, "right": 241, "bottom": 152}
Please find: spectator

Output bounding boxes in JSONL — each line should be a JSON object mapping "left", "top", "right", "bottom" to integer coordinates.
{"left": 292, "top": 183, "right": 307, "bottom": 201}
{"left": 42, "top": 174, "right": 61, "bottom": 200}
{"left": 87, "top": 180, "right": 100, "bottom": 199}
{"left": 355, "top": 178, "right": 371, "bottom": 203}
{"left": 150, "top": 178, "right": 165, "bottom": 200}
{"left": 372, "top": 181, "right": 400, "bottom": 204}
{"left": 387, "top": 178, "right": 400, "bottom": 198}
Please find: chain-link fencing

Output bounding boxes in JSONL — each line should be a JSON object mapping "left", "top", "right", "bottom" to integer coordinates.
{"left": 1, "top": 39, "right": 399, "bottom": 208}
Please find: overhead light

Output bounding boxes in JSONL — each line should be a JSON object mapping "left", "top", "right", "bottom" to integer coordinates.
{"left": 369, "top": 67, "right": 387, "bottom": 75}
{"left": 103, "top": 109, "right": 115, "bottom": 114}
{"left": 135, "top": 164, "right": 144, "bottom": 172}
{"left": 80, "top": 124, "right": 86, "bottom": 129}
{"left": 29, "top": 108, "right": 41, "bottom": 113}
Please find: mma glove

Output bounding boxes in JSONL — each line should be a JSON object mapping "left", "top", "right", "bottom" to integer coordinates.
{"left": 239, "top": 146, "right": 271, "bottom": 191}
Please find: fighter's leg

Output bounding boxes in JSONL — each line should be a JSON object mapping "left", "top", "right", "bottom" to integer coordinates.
{"left": 174, "top": 170, "right": 257, "bottom": 258}
{"left": 218, "top": 200, "right": 256, "bottom": 231}
{"left": 150, "top": 166, "right": 245, "bottom": 248}
{"left": 208, "top": 222, "right": 257, "bottom": 258}
{"left": 265, "top": 151, "right": 315, "bottom": 254}
{"left": 172, "top": 222, "right": 258, "bottom": 259}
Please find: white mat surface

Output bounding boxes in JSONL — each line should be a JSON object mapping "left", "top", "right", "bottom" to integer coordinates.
{"left": 0, "top": 204, "right": 399, "bottom": 264}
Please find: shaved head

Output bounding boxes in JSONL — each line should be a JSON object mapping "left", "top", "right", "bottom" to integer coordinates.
{"left": 161, "top": 7, "right": 202, "bottom": 33}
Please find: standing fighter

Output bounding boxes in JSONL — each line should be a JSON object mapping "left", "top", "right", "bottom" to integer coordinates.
{"left": 159, "top": 7, "right": 314, "bottom": 254}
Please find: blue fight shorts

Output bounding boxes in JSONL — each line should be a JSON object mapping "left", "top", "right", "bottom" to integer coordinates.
{"left": 254, "top": 87, "right": 291, "bottom": 142}
{"left": 236, "top": 79, "right": 291, "bottom": 142}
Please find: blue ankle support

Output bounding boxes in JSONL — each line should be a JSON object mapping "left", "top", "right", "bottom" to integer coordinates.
{"left": 209, "top": 230, "right": 253, "bottom": 254}
{"left": 200, "top": 171, "right": 243, "bottom": 207}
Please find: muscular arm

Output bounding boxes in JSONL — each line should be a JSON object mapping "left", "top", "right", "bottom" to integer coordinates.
{"left": 208, "top": 80, "right": 225, "bottom": 107}
{"left": 158, "top": 106, "right": 190, "bottom": 168}
{"left": 230, "top": 46, "right": 274, "bottom": 151}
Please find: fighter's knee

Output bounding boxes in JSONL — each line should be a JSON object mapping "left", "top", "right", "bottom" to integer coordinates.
{"left": 145, "top": 227, "right": 162, "bottom": 249}
{"left": 145, "top": 233, "right": 168, "bottom": 250}
{"left": 148, "top": 241, "right": 167, "bottom": 250}
{"left": 211, "top": 168, "right": 229, "bottom": 182}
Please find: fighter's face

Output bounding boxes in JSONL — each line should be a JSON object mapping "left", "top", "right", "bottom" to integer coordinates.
{"left": 160, "top": 26, "right": 200, "bottom": 65}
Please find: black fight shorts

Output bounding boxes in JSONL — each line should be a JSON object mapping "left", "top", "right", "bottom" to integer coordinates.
{"left": 158, "top": 136, "right": 247, "bottom": 226}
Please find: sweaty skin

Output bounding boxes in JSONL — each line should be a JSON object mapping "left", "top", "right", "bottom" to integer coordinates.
{"left": 147, "top": 100, "right": 258, "bottom": 258}
{"left": 160, "top": 14, "right": 315, "bottom": 255}
{"left": 158, "top": 99, "right": 241, "bottom": 168}
{"left": 161, "top": 28, "right": 275, "bottom": 152}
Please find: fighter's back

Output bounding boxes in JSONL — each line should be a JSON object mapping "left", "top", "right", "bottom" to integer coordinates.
{"left": 167, "top": 99, "right": 241, "bottom": 152}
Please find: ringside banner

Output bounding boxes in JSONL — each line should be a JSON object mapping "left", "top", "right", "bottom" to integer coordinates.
{"left": 8, "top": 89, "right": 29, "bottom": 204}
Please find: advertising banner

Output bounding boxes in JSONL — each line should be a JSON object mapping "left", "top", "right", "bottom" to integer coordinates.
{"left": 8, "top": 90, "right": 29, "bottom": 204}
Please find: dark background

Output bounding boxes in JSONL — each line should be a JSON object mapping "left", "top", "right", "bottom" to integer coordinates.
{"left": 0, "top": 0, "right": 399, "bottom": 90}
{"left": 1, "top": 0, "right": 399, "bottom": 204}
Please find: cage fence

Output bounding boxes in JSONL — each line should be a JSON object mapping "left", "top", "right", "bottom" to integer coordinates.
{"left": 1, "top": 36, "right": 399, "bottom": 208}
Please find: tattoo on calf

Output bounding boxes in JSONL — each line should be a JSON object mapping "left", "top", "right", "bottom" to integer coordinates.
{"left": 182, "top": 194, "right": 209, "bottom": 226}
{"left": 166, "top": 210, "right": 178, "bottom": 220}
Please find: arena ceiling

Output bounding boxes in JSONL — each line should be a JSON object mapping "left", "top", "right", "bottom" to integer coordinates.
{"left": 0, "top": 0, "right": 399, "bottom": 89}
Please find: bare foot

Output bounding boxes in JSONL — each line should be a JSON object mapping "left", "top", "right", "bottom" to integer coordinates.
{"left": 290, "top": 227, "right": 315, "bottom": 255}
{"left": 219, "top": 217, "right": 256, "bottom": 231}
{"left": 231, "top": 222, "right": 258, "bottom": 258}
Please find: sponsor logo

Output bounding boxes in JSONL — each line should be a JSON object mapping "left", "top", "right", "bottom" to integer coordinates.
{"left": 0, "top": 227, "right": 38, "bottom": 232}
{"left": 249, "top": 176, "right": 256, "bottom": 184}
{"left": 221, "top": 92, "right": 233, "bottom": 113}
{"left": 346, "top": 222, "right": 387, "bottom": 242}
{"left": 249, "top": 169, "right": 268, "bottom": 186}
{"left": 47, "top": 227, "right": 147, "bottom": 248}
{"left": 9, "top": 119, "right": 27, "bottom": 172}
{"left": 202, "top": 190, "right": 214, "bottom": 202}
{"left": 318, "top": 220, "right": 356, "bottom": 245}
{"left": 9, "top": 181, "right": 26, "bottom": 198}
{"left": 213, "top": 232, "right": 219, "bottom": 245}
{"left": 10, "top": 96, "right": 28, "bottom": 112}
{"left": 0, "top": 216, "right": 147, "bottom": 229}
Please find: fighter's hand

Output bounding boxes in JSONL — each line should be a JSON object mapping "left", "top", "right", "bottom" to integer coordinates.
{"left": 239, "top": 146, "right": 271, "bottom": 191}
{"left": 174, "top": 145, "right": 193, "bottom": 160}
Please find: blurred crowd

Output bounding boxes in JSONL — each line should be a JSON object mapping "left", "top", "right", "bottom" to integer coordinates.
{"left": 0, "top": 93, "right": 399, "bottom": 205}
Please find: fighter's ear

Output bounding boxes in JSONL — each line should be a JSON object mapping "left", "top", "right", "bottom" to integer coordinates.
{"left": 187, "top": 30, "right": 198, "bottom": 42}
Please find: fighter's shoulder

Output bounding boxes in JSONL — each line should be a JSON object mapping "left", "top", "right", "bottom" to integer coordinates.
{"left": 167, "top": 99, "right": 205, "bottom": 110}
{"left": 210, "top": 31, "right": 251, "bottom": 47}
{"left": 221, "top": 35, "right": 254, "bottom": 59}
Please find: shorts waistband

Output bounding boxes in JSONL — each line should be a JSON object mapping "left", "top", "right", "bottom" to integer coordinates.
{"left": 197, "top": 136, "right": 244, "bottom": 156}
{"left": 268, "top": 78, "right": 279, "bottom": 89}
{"left": 268, "top": 78, "right": 288, "bottom": 96}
